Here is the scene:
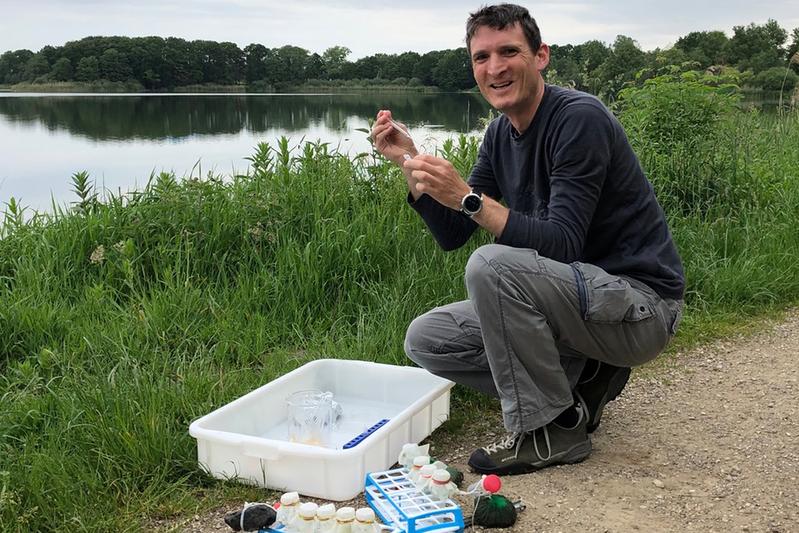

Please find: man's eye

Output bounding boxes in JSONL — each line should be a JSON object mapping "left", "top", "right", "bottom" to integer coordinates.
{"left": 503, "top": 50, "right": 519, "bottom": 57}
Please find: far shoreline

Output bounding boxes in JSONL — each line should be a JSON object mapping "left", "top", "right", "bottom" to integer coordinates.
{"left": 0, "top": 81, "right": 454, "bottom": 95}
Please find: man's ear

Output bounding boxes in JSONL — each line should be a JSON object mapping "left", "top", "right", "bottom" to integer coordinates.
{"left": 535, "top": 43, "right": 550, "bottom": 71}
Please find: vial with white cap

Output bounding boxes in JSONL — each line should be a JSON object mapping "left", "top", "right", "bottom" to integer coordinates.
{"left": 275, "top": 492, "right": 300, "bottom": 527}
{"left": 429, "top": 469, "right": 458, "bottom": 501}
{"left": 316, "top": 503, "right": 337, "bottom": 533}
{"left": 408, "top": 455, "right": 429, "bottom": 484}
{"left": 332, "top": 506, "right": 356, "bottom": 533}
{"left": 416, "top": 464, "right": 437, "bottom": 493}
{"left": 352, "top": 507, "right": 381, "bottom": 533}
{"left": 291, "top": 502, "right": 319, "bottom": 533}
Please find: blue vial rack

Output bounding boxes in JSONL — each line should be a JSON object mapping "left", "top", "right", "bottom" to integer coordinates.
{"left": 343, "top": 419, "right": 390, "bottom": 449}
{"left": 365, "top": 468, "right": 464, "bottom": 533}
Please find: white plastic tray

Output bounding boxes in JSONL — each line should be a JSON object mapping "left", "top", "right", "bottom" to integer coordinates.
{"left": 189, "top": 359, "right": 454, "bottom": 500}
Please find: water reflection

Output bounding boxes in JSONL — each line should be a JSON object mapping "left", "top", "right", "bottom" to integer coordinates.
{"left": 0, "top": 93, "right": 492, "bottom": 211}
{"left": 0, "top": 93, "right": 491, "bottom": 141}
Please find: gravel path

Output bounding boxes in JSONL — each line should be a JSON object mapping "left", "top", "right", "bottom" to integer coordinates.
{"left": 174, "top": 310, "right": 799, "bottom": 533}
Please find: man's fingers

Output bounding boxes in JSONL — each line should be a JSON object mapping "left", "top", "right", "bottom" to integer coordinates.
{"left": 372, "top": 123, "right": 393, "bottom": 144}
{"left": 411, "top": 154, "right": 455, "bottom": 172}
{"left": 411, "top": 169, "right": 439, "bottom": 189}
{"left": 404, "top": 158, "right": 446, "bottom": 178}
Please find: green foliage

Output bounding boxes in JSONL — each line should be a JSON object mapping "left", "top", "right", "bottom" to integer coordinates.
{"left": 754, "top": 66, "right": 799, "bottom": 91}
{"left": 617, "top": 75, "right": 756, "bottom": 215}
{"left": 598, "top": 35, "right": 647, "bottom": 98}
{"left": 617, "top": 75, "right": 739, "bottom": 151}
{"left": 99, "top": 48, "right": 132, "bottom": 82}
{"left": 547, "top": 40, "right": 611, "bottom": 94}
{"left": 70, "top": 170, "right": 98, "bottom": 214}
{"left": 675, "top": 30, "right": 729, "bottom": 67}
{"left": 49, "top": 57, "right": 73, "bottom": 81}
{"left": 431, "top": 48, "right": 475, "bottom": 91}
{"left": 322, "top": 45, "right": 351, "bottom": 79}
{"left": 726, "top": 20, "right": 788, "bottom": 73}
{"left": 789, "top": 29, "right": 799, "bottom": 72}
{"left": 22, "top": 52, "right": 50, "bottom": 81}
{"left": 75, "top": 56, "right": 99, "bottom": 82}
{"left": 0, "top": 49, "right": 35, "bottom": 84}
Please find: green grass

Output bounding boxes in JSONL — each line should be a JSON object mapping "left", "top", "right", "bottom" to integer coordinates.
{"left": 1, "top": 91, "right": 798, "bottom": 531}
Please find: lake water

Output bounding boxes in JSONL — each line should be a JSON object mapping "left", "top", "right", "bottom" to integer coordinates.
{"left": 0, "top": 92, "right": 492, "bottom": 212}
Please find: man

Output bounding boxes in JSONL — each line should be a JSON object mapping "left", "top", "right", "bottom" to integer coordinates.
{"left": 370, "top": 3, "right": 684, "bottom": 476}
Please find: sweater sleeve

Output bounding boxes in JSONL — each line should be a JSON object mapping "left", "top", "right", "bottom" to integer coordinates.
{"left": 495, "top": 102, "right": 614, "bottom": 263}
{"left": 408, "top": 192, "right": 478, "bottom": 251}
{"left": 407, "top": 125, "right": 502, "bottom": 251}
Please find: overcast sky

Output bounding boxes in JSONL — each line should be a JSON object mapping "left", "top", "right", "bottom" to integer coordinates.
{"left": 2, "top": 1, "right": 798, "bottom": 59}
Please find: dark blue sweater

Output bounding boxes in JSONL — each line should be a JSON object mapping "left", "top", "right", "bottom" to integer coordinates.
{"left": 410, "top": 84, "right": 685, "bottom": 300}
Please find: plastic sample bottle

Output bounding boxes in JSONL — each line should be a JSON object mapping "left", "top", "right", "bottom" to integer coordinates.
{"left": 464, "top": 474, "right": 502, "bottom": 496}
{"left": 275, "top": 492, "right": 300, "bottom": 527}
{"left": 397, "top": 443, "right": 429, "bottom": 469}
{"left": 333, "top": 506, "right": 356, "bottom": 533}
{"left": 398, "top": 443, "right": 417, "bottom": 469}
{"left": 316, "top": 503, "right": 337, "bottom": 533}
{"left": 431, "top": 460, "right": 448, "bottom": 470}
{"left": 416, "top": 464, "right": 437, "bottom": 493}
{"left": 352, "top": 507, "right": 381, "bottom": 533}
{"left": 292, "top": 502, "right": 319, "bottom": 533}
{"left": 429, "top": 469, "right": 458, "bottom": 501}
{"left": 408, "top": 455, "right": 430, "bottom": 484}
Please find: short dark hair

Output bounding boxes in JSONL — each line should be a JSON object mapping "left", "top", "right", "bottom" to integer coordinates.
{"left": 465, "top": 4, "right": 542, "bottom": 54}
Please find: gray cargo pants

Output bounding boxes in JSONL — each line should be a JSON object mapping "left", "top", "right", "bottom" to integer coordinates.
{"left": 405, "top": 244, "right": 683, "bottom": 433}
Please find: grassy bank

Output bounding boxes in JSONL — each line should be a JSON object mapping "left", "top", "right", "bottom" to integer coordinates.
{"left": 3, "top": 80, "right": 145, "bottom": 93}
{"left": 1, "top": 81, "right": 799, "bottom": 531}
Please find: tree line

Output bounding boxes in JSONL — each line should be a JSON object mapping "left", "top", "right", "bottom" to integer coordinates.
{"left": 0, "top": 20, "right": 797, "bottom": 96}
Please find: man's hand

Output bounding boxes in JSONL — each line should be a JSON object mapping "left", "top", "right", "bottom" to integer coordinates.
{"left": 402, "top": 154, "right": 471, "bottom": 210}
{"left": 404, "top": 154, "right": 510, "bottom": 237}
{"left": 371, "top": 110, "right": 417, "bottom": 166}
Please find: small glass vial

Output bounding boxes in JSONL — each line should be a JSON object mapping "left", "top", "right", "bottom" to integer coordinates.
{"left": 275, "top": 491, "right": 300, "bottom": 527}
{"left": 352, "top": 507, "right": 381, "bottom": 533}
{"left": 292, "top": 502, "right": 319, "bottom": 533}
{"left": 333, "top": 506, "right": 356, "bottom": 533}
{"left": 429, "top": 469, "right": 458, "bottom": 501}
{"left": 408, "top": 455, "right": 430, "bottom": 484}
{"left": 416, "top": 464, "right": 437, "bottom": 493}
{"left": 316, "top": 503, "right": 337, "bottom": 533}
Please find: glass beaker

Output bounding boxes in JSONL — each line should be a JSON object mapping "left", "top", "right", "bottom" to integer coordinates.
{"left": 286, "top": 390, "right": 335, "bottom": 447}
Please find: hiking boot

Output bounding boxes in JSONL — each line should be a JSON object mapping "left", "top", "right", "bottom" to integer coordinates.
{"left": 575, "top": 360, "right": 631, "bottom": 433}
{"left": 467, "top": 403, "right": 592, "bottom": 475}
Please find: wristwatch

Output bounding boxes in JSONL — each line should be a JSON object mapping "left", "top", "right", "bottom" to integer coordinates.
{"left": 460, "top": 189, "right": 483, "bottom": 217}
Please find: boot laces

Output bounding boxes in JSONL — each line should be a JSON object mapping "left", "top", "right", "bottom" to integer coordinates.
{"left": 481, "top": 433, "right": 519, "bottom": 454}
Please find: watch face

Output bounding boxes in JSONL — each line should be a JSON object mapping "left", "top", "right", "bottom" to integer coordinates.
{"left": 463, "top": 193, "right": 482, "bottom": 213}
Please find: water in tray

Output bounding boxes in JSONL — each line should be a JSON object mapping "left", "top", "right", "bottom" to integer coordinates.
{"left": 262, "top": 395, "right": 405, "bottom": 449}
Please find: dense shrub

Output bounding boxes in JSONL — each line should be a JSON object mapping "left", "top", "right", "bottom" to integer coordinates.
{"left": 753, "top": 66, "right": 799, "bottom": 92}
{"left": 615, "top": 75, "right": 767, "bottom": 215}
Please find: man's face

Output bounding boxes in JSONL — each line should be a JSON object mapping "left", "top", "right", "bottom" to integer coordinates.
{"left": 470, "top": 23, "right": 548, "bottom": 122}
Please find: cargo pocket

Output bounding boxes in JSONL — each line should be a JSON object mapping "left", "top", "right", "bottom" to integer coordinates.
{"left": 571, "top": 262, "right": 656, "bottom": 324}
{"left": 668, "top": 299, "right": 684, "bottom": 336}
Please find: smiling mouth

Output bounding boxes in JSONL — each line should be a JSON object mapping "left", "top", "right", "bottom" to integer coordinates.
{"left": 490, "top": 81, "right": 513, "bottom": 89}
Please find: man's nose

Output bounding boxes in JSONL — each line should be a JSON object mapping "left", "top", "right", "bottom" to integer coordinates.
{"left": 486, "top": 54, "right": 507, "bottom": 77}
